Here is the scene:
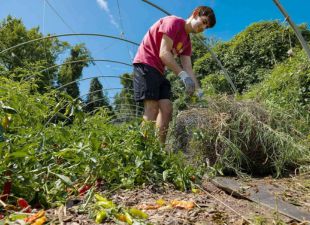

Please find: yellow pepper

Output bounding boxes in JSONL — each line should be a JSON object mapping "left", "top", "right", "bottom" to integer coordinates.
{"left": 115, "top": 213, "right": 127, "bottom": 222}
{"left": 24, "top": 210, "right": 45, "bottom": 223}
{"left": 31, "top": 216, "right": 47, "bottom": 225}
{"left": 129, "top": 208, "right": 148, "bottom": 219}
{"left": 2, "top": 115, "right": 9, "bottom": 130}
{"left": 96, "top": 200, "right": 115, "bottom": 209}
{"left": 95, "top": 210, "right": 107, "bottom": 224}
{"left": 124, "top": 212, "right": 133, "bottom": 225}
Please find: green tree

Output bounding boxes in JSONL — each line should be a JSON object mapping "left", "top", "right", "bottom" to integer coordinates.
{"left": 58, "top": 44, "right": 92, "bottom": 98}
{"left": 194, "top": 21, "right": 310, "bottom": 93}
{"left": 86, "top": 77, "right": 112, "bottom": 114}
{"left": 191, "top": 33, "right": 218, "bottom": 63}
{"left": 0, "top": 16, "right": 67, "bottom": 92}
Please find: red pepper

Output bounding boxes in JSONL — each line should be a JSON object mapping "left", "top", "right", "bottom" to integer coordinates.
{"left": 78, "top": 184, "right": 92, "bottom": 196}
{"left": 1, "top": 171, "right": 12, "bottom": 202}
{"left": 17, "top": 198, "right": 31, "bottom": 213}
{"left": 0, "top": 214, "right": 4, "bottom": 220}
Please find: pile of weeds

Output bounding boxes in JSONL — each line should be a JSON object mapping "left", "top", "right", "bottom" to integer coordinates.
{"left": 169, "top": 96, "right": 309, "bottom": 176}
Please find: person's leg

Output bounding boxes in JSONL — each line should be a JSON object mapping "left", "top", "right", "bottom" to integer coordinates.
{"left": 143, "top": 100, "right": 159, "bottom": 121}
{"left": 156, "top": 99, "right": 173, "bottom": 143}
{"left": 133, "top": 63, "right": 166, "bottom": 142}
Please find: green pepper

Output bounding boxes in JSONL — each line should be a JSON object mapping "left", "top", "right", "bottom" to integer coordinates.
{"left": 95, "top": 210, "right": 107, "bottom": 224}
{"left": 94, "top": 194, "right": 108, "bottom": 202}
{"left": 95, "top": 194, "right": 115, "bottom": 209}
{"left": 129, "top": 208, "right": 148, "bottom": 219}
{"left": 97, "top": 200, "right": 115, "bottom": 209}
{"left": 9, "top": 213, "right": 28, "bottom": 221}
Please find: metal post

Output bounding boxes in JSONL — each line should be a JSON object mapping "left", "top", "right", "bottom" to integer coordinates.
{"left": 273, "top": 0, "right": 310, "bottom": 60}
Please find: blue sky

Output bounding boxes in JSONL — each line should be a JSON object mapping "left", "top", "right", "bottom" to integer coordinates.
{"left": 1, "top": 0, "right": 309, "bottom": 101}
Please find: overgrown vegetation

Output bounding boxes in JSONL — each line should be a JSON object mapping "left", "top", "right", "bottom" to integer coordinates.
{"left": 243, "top": 49, "right": 310, "bottom": 134}
{"left": 0, "top": 76, "right": 202, "bottom": 207}
{"left": 194, "top": 21, "right": 310, "bottom": 93}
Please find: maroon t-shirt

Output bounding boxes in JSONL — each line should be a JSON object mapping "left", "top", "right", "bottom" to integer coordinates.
{"left": 133, "top": 16, "right": 192, "bottom": 75}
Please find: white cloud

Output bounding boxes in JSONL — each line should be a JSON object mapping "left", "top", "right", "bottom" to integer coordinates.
{"left": 96, "top": 0, "right": 120, "bottom": 30}
{"left": 108, "top": 14, "right": 120, "bottom": 30}
{"left": 96, "top": 0, "right": 109, "bottom": 12}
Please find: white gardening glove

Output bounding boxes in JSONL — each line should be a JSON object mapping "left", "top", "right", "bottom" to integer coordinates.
{"left": 196, "top": 88, "right": 204, "bottom": 99}
{"left": 178, "top": 71, "right": 195, "bottom": 95}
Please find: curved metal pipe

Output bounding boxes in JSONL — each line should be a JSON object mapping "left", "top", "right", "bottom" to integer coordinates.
{"left": 0, "top": 33, "right": 139, "bottom": 55}
{"left": 80, "top": 88, "right": 129, "bottom": 100}
{"left": 142, "top": 0, "right": 171, "bottom": 15}
{"left": 25, "top": 59, "right": 133, "bottom": 81}
{"left": 56, "top": 75, "right": 133, "bottom": 91}
{"left": 84, "top": 99, "right": 143, "bottom": 110}
{"left": 86, "top": 107, "right": 143, "bottom": 117}
{"left": 39, "top": 59, "right": 132, "bottom": 74}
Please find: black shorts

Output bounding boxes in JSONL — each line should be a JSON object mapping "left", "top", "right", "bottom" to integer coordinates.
{"left": 133, "top": 63, "right": 171, "bottom": 102}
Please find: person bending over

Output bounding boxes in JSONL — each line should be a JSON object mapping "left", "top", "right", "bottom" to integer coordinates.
{"left": 133, "top": 6, "right": 216, "bottom": 143}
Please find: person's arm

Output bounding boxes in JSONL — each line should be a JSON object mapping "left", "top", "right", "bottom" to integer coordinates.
{"left": 160, "top": 34, "right": 196, "bottom": 95}
{"left": 180, "top": 55, "right": 200, "bottom": 89}
{"left": 159, "top": 34, "right": 183, "bottom": 75}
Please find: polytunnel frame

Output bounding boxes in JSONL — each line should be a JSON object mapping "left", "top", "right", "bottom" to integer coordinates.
{"left": 40, "top": 75, "right": 137, "bottom": 132}
{"left": 0, "top": 33, "right": 139, "bottom": 56}
{"left": 38, "top": 59, "right": 132, "bottom": 74}
{"left": 0, "top": 32, "right": 141, "bottom": 123}
{"left": 1, "top": 1, "right": 241, "bottom": 128}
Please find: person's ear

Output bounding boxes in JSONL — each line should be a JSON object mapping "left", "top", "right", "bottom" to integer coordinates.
{"left": 192, "top": 9, "right": 199, "bottom": 18}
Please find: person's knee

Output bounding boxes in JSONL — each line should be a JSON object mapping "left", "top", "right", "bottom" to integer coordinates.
{"left": 146, "top": 107, "right": 159, "bottom": 117}
{"left": 144, "top": 100, "right": 159, "bottom": 119}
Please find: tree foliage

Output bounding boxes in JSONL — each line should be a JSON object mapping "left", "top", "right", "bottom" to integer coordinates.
{"left": 195, "top": 21, "right": 310, "bottom": 93}
{"left": 190, "top": 33, "right": 219, "bottom": 63}
{"left": 58, "top": 44, "right": 92, "bottom": 98}
{"left": 0, "top": 16, "right": 68, "bottom": 92}
{"left": 86, "top": 77, "right": 112, "bottom": 115}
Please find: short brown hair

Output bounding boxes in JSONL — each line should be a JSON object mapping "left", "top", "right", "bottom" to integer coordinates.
{"left": 192, "top": 6, "right": 216, "bottom": 28}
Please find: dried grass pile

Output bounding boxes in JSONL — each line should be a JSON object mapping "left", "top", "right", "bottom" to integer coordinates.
{"left": 169, "top": 96, "right": 307, "bottom": 176}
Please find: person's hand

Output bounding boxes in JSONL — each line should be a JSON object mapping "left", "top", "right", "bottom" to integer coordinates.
{"left": 178, "top": 71, "right": 195, "bottom": 95}
{"left": 196, "top": 88, "right": 204, "bottom": 99}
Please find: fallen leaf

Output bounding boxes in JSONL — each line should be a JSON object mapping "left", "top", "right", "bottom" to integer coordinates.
{"left": 137, "top": 203, "right": 161, "bottom": 210}
{"left": 170, "top": 200, "right": 195, "bottom": 210}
